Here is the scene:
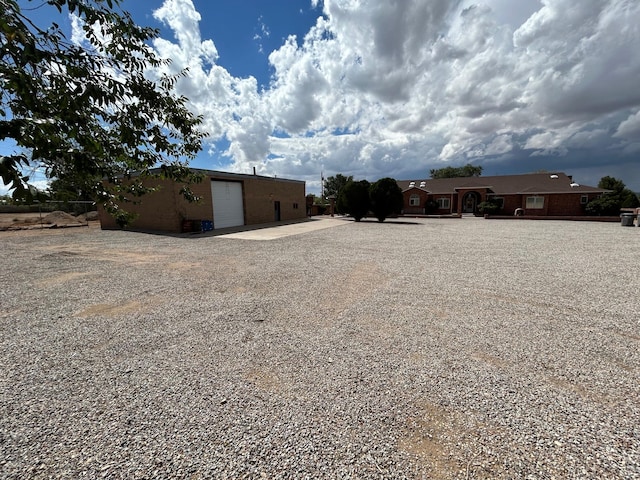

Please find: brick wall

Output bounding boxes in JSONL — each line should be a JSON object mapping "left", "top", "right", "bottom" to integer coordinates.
{"left": 486, "top": 193, "right": 600, "bottom": 216}
{"left": 242, "top": 176, "right": 306, "bottom": 224}
{"left": 98, "top": 177, "right": 212, "bottom": 232}
{"left": 98, "top": 172, "right": 306, "bottom": 233}
{"left": 402, "top": 188, "right": 429, "bottom": 214}
{"left": 499, "top": 195, "right": 522, "bottom": 216}
{"left": 545, "top": 193, "right": 594, "bottom": 216}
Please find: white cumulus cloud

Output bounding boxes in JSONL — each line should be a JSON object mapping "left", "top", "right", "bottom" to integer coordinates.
{"left": 148, "top": 0, "right": 640, "bottom": 191}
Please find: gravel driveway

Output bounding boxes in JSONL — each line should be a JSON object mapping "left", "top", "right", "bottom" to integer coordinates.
{"left": 1, "top": 217, "right": 639, "bottom": 479}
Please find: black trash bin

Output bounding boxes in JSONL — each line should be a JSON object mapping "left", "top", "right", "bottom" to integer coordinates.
{"left": 621, "top": 213, "right": 635, "bottom": 226}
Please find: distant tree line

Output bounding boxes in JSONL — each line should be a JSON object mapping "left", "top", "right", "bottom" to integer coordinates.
{"left": 430, "top": 164, "right": 482, "bottom": 179}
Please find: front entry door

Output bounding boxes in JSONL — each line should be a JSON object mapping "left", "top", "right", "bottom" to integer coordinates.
{"left": 462, "top": 192, "right": 478, "bottom": 213}
{"left": 274, "top": 201, "right": 281, "bottom": 221}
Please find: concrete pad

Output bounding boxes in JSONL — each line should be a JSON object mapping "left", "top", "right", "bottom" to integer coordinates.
{"left": 217, "top": 217, "right": 348, "bottom": 240}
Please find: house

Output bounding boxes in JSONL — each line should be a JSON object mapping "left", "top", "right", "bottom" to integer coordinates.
{"left": 397, "top": 172, "right": 607, "bottom": 216}
{"left": 98, "top": 169, "right": 306, "bottom": 233}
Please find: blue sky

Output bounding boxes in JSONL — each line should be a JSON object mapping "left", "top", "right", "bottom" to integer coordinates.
{"left": 4, "top": 0, "right": 640, "bottom": 195}
{"left": 128, "top": 1, "right": 322, "bottom": 86}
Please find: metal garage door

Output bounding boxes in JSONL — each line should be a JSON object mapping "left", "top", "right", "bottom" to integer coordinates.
{"left": 211, "top": 181, "right": 244, "bottom": 229}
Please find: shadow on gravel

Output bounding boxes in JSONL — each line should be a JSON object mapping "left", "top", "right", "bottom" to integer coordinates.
{"left": 115, "top": 217, "right": 339, "bottom": 239}
{"left": 105, "top": 216, "right": 424, "bottom": 239}
{"left": 342, "top": 218, "right": 423, "bottom": 225}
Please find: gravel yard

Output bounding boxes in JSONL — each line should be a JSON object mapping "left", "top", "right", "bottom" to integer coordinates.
{"left": 1, "top": 217, "right": 639, "bottom": 479}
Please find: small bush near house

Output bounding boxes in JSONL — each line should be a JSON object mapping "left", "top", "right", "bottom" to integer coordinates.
{"left": 425, "top": 200, "right": 438, "bottom": 214}
{"left": 477, "top": 200, "right": 501, "bottom": 215}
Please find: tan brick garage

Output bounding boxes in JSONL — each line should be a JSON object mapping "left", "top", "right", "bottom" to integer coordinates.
{"left": 98, "top": 169, "right": 306, "bottom": 233}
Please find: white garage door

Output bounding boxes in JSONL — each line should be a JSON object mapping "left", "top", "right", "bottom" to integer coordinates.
{"left": 211, "top": 181, "right": 244, "bottom": 229}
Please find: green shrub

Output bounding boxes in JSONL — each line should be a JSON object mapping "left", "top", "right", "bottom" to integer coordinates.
{"left": 369, "top": 177, "right": 403, "bottom": 222}
{"left": 477, "top": 201, "right": 501, "bottom": 215}
{"left": 338, "top": 180, "right": 371, "bottom": 221}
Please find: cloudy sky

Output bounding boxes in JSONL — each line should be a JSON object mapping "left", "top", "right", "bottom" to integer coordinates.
{"left": 5, "top": 0, "right": 640, "bottom": 195}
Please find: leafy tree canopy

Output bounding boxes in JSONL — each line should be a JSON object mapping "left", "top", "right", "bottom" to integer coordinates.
{"left": 337, "top": 179, "right": 370, "bottom": 222}
{"left": 586, "top": 176, "right": 639, "bottom": 215}
{"left": 430, "top": 164, "right": 482, "bottom": 179}
{"left": 1, "top": 0, "right": 205, "bottom": 225}
{"left": 597, "top": 176, "right": 626, "bottom": 193}
{"left": 48, "top": 174, "right": 95, "bottom": 202}
{"left": 324, "top": 174, "right": 353, "bottom": 199}
{"left": 369, "top": 177, "right": 403, "bottom": 222}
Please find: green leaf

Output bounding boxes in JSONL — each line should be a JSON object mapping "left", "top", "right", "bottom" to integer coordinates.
{"left": 2, "top": 0, "right": 204, "bottom": 223}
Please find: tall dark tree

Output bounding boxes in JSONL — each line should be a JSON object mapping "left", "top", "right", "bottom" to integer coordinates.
{"left": 338, "top": 179, "right": 370, "bottom": 222}
{"left": 1, "top": 0, "right": 204, "bottom": 225}
{"left": 369, "top": 177, "right": 403, "bottom": 222}
{"left": 430, "top": 164, "right": 482, "bottom": 179}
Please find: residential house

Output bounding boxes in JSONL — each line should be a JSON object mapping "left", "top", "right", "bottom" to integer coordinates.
{"left": 397, "top": 173, "right": 607, "bottom": 216}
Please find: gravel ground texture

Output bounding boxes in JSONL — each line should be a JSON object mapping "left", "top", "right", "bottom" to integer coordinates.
{"left": 1, "top": 217, "right": 639, "bottom": 479}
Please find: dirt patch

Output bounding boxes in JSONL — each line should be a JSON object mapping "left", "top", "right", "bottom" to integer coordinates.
{"left": 318, "top": 262, "right": 388, "bottom": 323}
{"left": 400, "top": 402, "right": 506, "bottom": 479}
{"left": 399, "top": 402, "right": 468, "bottom": 479}
{"left": 244, "top": 367, "right": 286, "bottom": 393}
{"left": 43, "top": 211, "right": 84, "bottom": 226}
{"left": 0, "top": 211, "right": 96, "bottom": 231}
{"left": 76, "top": 301, "right": 145, "bottom": 318}
{"left": 472, "top": 351, "right": 510, "bottom": 369}
{"left": 36, "top": 272, "right": 92, "bottom": 288}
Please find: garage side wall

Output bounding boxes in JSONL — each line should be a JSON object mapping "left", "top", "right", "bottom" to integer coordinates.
{"left": 98, "top": 177, "right": 213, "bottom": 232}
{"left": 98, "top": 173, "right": 306, "bottom": 233}
{"left": 242, "top": 176, "right": 306, "bottom": 225}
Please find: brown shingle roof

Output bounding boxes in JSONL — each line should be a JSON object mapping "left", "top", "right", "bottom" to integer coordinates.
{"left": 397, "top": 172, "right": 607, "bottom": 194}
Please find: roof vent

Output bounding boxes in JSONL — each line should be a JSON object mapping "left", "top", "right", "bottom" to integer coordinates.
{"left": 550, "top": 174, "right": 559, "bottom": 179}
{"left": 570, "top": 182, "right": 580, "bottom": 187}
{"left": 420, "top": 182, "right": 426, "bottom": 187}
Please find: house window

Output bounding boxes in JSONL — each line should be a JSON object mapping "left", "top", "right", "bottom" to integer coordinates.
{"left": 409, "top": 194, "right": 420, "bottom": 206}
{"left": 580, "top": 195, "right": 588, "bottom": 204}
{"left": 437, "top": 198, "right": 450, "bottom": 209}
{"left": 526, "top": 196, "right": 544, "bottom": 209}
{"left": 293, "top": 203, "right": 299, "bottom": 209}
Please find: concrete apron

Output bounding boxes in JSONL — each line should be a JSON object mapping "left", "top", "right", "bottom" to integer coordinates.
{"left": 217, "top": 217, "right": 347, "bottom": 240}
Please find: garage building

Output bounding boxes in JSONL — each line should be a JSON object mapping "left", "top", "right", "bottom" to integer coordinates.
{"left": 98, "top": 169, "right": 306, "bottom": 233}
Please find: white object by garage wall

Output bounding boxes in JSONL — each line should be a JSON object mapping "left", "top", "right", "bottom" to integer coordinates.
{"left": 211, "top": 180, "right": 244, "bottom": 229}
